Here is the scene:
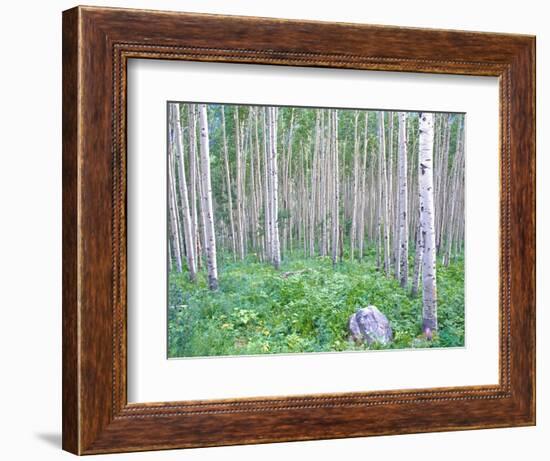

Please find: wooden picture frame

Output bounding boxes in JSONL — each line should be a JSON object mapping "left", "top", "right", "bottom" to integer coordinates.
{"left": 62, "top": 5, "right": 536, "bottom": 455}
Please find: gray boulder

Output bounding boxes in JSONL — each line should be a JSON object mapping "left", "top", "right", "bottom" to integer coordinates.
{"left": 348, "top": 306, "right": 393, "bottom": 346}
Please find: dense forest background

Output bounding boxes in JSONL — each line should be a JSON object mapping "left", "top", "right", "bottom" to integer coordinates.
{"left": 167, "top": 103, "right": 465, "bottom": 357}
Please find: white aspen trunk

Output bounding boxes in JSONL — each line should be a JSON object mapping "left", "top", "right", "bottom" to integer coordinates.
{"left": 317, "top": 113, "right": 324, "bottom": 256}
{"left": 358, "top": 111, "right": 369, "bottom": 261}
{"left": 397, "top": 112, "right": 409, "bottom": 288}
{"left": 283, "top": 110, "right": 295, "bottom": 255}
{"left": 327, "top": 116, "right": 333, "bottom": 259}
{"left": 387, "top": 113, "right": 397, "bottom": 276}
{"left": 167, "top": 155, "right": 183, "bottom": 273}
{"left": 299, "top": 146, "right": 306, "bottom": 253}
{"left": 407, "top": 116, "right": 418, "bottom": 257}
{"left": 221, "top": 107, "right": 237, "bottom": 260}
{"left": 254, "top": 109, "right": 265, "bottom": 260}
{"left": 454, "top": 180, "right": 465, "bottom": 259}
{"left": 303, "top": 146, "right": 309, "bottom": 254}
{"left": 378, "top": 112, "right": 391, "bottom": 276}
{"left": 438, "top": 115, "right": 451, "bottom": 254}
{"left": 197, "top": 104, "right": 219, "bottom": 290}
{"left": 411, "top": 219, "right": 422, "bottom": 296}
{"left": 247, "top": 111, "right": 259, "bottom": 254}
{"left": 187, "top": 105, "right": 201, "bottom": 270}
{"left": 240, "top": 121, "right": 249, "bottom": 255}
{"left": 171, "top": 104, "right": 197, "bottom": 281}
{"left": 167, "top": 222, "right": 173, "bottom": 271}
{"left": 410, "top": 114, "right": 422, "bottom": 297}
{"left": 286, "top": 130, "right": 294, "bottom": 256}
{"left": 309, "top": 112, "right": 321, "bottom": 257}
{"left": 331, "top": 110, "right": 340, "bottom": 267}
{"left": 350, "top": 111, "right": 360, "bottom": 261}
{"left": 376, "top": 113, "right": 383, "bottom": 270}
{"left": 268, "top": 107, "right": 281, "bottom": 269}
{"left": 272, "top": 107, "right": 281, "bottom": 268}
{"left": 196, "top": 154, "right": 207, "bottom": 270}
{"left": 234, "top": 108, "right": 245, "bottom": 260}
{"left": 369, "top": 144, "right": 376, "bottom": 244}
{"left": 419, "top": 112, "right": 438, "bottom": 332}
{"left": 320, "top": 112, "right": 329, "bottom": 256}
{"left": 262, "top": 108, "right": 272, "bottom": 262}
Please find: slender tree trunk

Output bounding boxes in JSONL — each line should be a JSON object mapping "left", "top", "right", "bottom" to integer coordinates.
{"left": 221, "top": 107, "right": 237, "bottom": 260}
{"left": 321, "top": 112, "right": 329, "bottom": 257}
{"left": 267, "top": 106, "right": 281, "bottom": 269}
{"left": 411, "top": 219, "right": 422, "bottom": 296}
{"left": 419, "top": 112, "right": 437, "bottom": 333}
{"left": 167, "top": 154, "right": 183, "bottom": 273}
{"left": 197, "top": 104, "right": 219, "bottom": 290}
{"left": 171, "top": 104, "right": 197, "bottom": 281}
{"left": 254, "top": 109, "right": 265, "bottom": 260}
{"left": 369, "top": 147, "right": 380, "bottom": 246}
{"left": 309, "top": 112, "right": 320, "bottom": 257}
{"left": 167, "top": 221, "right": 174, "bottom": 271}
{"left": 247, "top": 110, "right": 259, "bottom": 255}
{"left": 437, "top": 114, "right": 451, "bottom": 254}
{"left": 282, "top": 110, "right": 295, "bottom": 255}
{"left": 387, "top": 113, "right": 397, "bottom": 276}
{"left": 378, "top": 111, "right": 391, "bottom": 276}
{"left": 331, "top": 110, "right": 340, "bottom": 267}
{"left": 241, "top": 120, "right": 249, "bottom": 254}
{"left": 187, "top": 105, "right": 202, "bottom": 270}
{"left": 397, "top": 112, "right": 408, "bottom": 288}
{"left": 262, "top": 108, "right": 272, "bottom": 262}
{"left": 234, "top": 108, "right": 245, "bottom": 260}
{"left": 376, "top": 114, "right": 383, "bottom": 270}
{"left": 358, "top": 112, "right": 369, "bottom": 261}
{"left": 350, "top": 111, "right": 360, "bottom": 261}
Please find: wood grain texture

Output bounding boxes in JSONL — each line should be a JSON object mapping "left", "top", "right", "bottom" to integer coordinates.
{"left": 62, "top": 6, "right": 79, "bottom": 454}
{"left": 62, "top": 5, "right": 536, "bottom": 455}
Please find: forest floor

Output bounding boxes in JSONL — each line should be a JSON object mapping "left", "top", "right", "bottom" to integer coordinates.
{"left": 168, "top": 248, "right": 465, "bottom": 358}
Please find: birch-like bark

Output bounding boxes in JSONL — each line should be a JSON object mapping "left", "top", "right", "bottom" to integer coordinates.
{"left": 167, "top": 221, "right": 173, "bottom": 271}
{"left": 358, "top": 112, "right": 369, "bottom": 261}
{"left": 397, "top": 112, "right": 408, "bottom": 288}
{"left": 437, "top": 114, "right": 451, "bottom": 253}
{"left": 387, "top": 113, "right": 397, "bottom": 276}
{"left": 254, "top": 109, "right": 264, "bottom": 259}
{"left": 411, "top": 219, "right": 422, "bottom": 296}
{"left": 331, "top": 110, "right": 340, "bottom": 267}
{"left": 378, "top": 111, "right": 391, "bottom": 276}
{"left": 171, "top": 104, "right": 197, "bottom": 281}
{"left": 247, "top": 110, "right": 259, "bottom": 253}
{"left": 187, "top": 105, "right": 201, "bottom": 270}
{"left": 167, "top": 154, "right": 182, "bottom": 273}
{"left": 320, "top": 112, "right": 328, "bottom": 257}
{"left": 419, "top": 112, "right": 437, "bottom": 332}
{"left": 282, "top": 110, "right": 295, "bottom": 254}
{"left": 197, "top": 104, "right": 219, "bottom": 290}
{"left": 350, "top": 111, "right": 360, "bottom": 261}
{"left": 262, "top": 108, "right": 272, "bottom": 262}
{"left": 221, "top": 107, "right": 237, "bottom": 260}
{"left": 267, "top": 106, "right": 281, "bottom": 269}
{"left": 240, "top": 120, "right": 249, "bottom": 254}
{"left": 309, "top": 112, "right": 321, "bottom": 256}
{"left": 234, "top": 108, "right": 245, "bottom": 260}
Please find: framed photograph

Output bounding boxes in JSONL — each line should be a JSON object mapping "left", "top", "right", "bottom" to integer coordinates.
{"left": 62, "top": 5, "right": 535, "bottom": 455}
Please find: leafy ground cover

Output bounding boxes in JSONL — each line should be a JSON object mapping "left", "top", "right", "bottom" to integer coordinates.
{"left": 168, "top": 249, "right": 464, "bottom": 358}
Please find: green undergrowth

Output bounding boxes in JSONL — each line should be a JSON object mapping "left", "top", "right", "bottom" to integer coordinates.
{"left": 168, "top": 249, "right": 465, "bottom": 358}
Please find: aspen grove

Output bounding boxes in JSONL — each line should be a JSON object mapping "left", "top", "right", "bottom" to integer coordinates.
{"left": 168, "top": 103, "right": 465, "bottom": 357}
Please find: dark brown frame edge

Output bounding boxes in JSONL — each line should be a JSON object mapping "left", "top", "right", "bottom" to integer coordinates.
{"left": 62, "top": 5, "right": 535, "bottom": 455}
